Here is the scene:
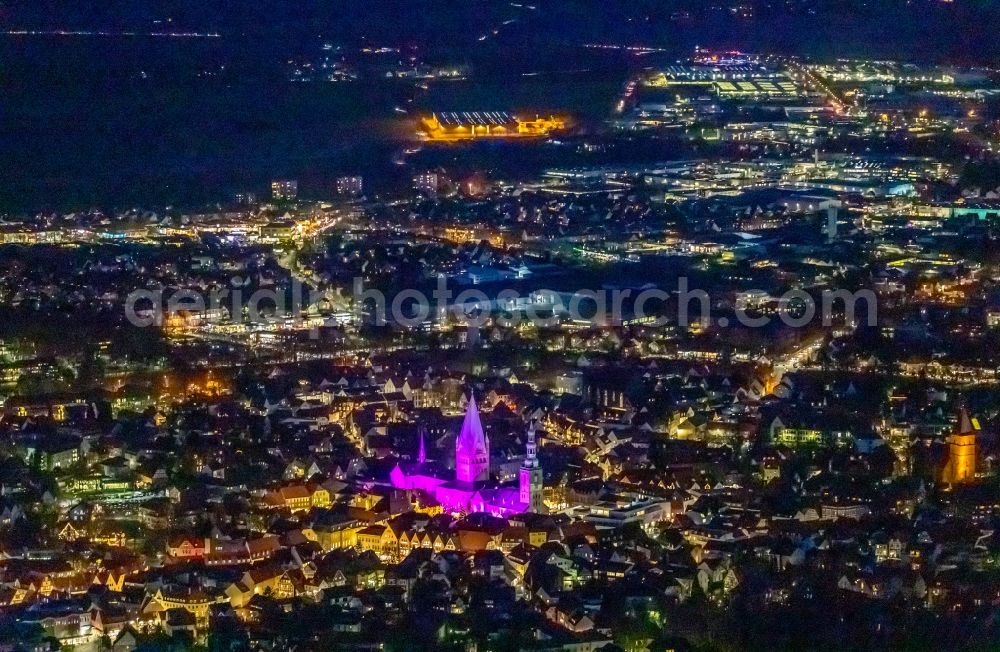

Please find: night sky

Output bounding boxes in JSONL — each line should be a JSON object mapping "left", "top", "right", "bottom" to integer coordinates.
{"left": 1, "top": 0, "right": 998, "bottom": 211}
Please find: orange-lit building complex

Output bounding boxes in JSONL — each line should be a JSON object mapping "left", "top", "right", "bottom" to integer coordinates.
{"left": 421, "top": 111, "right": 565, "bottom": 142}
{"left": 442, "top": 226, "right": 504, "bottom": 248}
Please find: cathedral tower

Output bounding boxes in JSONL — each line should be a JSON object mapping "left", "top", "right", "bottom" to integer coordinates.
{"left": 456, "top": 394, "right": 490, "bottom": 483}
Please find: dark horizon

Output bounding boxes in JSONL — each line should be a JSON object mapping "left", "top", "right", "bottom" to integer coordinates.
{"left": 2, "top": 0, "right": 999, "bottom": 213}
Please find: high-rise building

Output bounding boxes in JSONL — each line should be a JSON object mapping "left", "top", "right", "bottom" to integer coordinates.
{"left": 336, "top": 176, "right": 364, "bottom": 197}
{"left": 413, "top": 172, "right": 439, "bottom": 196}
{"left": 271, "top": 179, "right": 299, "bottom": 201}
{"left": 519, "top": 423, "right": 545, "bottom": 513}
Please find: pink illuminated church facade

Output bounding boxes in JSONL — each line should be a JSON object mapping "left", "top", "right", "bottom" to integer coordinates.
{"left": 389, "top": 394, "right": 544, "bottom": 516}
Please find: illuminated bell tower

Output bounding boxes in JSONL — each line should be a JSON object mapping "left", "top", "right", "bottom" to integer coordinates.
{"left": 519, "top": 423, "right": 545, "bottom": 513}
{"left": 942, "top": 408, "right": 978, "bottom": 485}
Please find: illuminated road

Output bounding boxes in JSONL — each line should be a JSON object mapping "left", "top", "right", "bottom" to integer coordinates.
{"left": 771, "top": 335, "right": 826, "bottom": 381}
{"left": 784, "top": 59, "right": 852, "bottom": 113}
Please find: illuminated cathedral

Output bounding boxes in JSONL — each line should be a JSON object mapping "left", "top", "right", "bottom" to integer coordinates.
{"left": 390, "top": 394, "right": 545, "bottom": 516}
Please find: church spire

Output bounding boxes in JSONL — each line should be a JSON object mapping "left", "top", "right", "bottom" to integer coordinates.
{"left": 957, "top": 406, "right": 977, "bottom": 434}
{"left": 457, "top": 393, "right": 488, "bottom": 453}
{"left": 942, "top": 405, "right": 979, "bottom": 485}
{"left": 456, "top": 393, "right": 490, "bottom": 483}
{"left": 417, "top": 427, "right": 427, "bottom": 465}
{"left": 524, "top": 421, "right": 538, "bottom": 467}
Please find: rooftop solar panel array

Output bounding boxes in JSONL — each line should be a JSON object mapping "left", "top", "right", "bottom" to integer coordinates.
{"left": 712, "top": 79, "right": 802, "bottom": 97}
{"left": 434, "top": 112, "right": 518, "bottom": 127}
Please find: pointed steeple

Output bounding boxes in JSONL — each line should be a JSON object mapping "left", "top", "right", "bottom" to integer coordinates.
{"left": 943, "top": 406, "right": 978, "bottom": 485}
{"left": 417, "top": 427, "right": 427, "bottom": 465}
{"left": 456, "top": 393, "right": 490, "bottom": 484}
{"left": 957, "top": 407, "right": 977, "bottom": 435}
{"left": 524, "top": 421, "right": 538, "bottom": 467}
{"left": 457, "top": 393, "right": 488, "bottom": 453}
